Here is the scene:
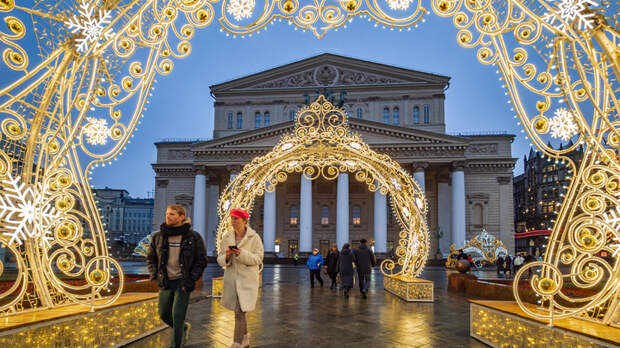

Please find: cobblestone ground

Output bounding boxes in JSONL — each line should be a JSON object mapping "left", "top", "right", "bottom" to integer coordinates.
{"left": 126, "top": 265, "right": 489, "bottom": 348}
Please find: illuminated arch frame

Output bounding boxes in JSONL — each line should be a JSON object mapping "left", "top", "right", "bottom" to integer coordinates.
{"left": 216, "top": 95, "right": 429, "bottom": 278}
{"left": 0, "top": 0, "right": 617, "bottom": 328}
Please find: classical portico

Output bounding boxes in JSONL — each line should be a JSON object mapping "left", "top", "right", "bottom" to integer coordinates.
{"left": 151, "top": 54, "right": 517, "bottom": 257}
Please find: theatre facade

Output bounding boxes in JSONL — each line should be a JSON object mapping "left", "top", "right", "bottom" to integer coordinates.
{"left": 152, "top": 54, "right": 517, "bottom": 258}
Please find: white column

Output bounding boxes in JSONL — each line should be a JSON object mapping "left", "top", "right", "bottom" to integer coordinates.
{"left": 437, "top": 181, "right": 451, "bottom": 255}
{"left": 193, "top": 170, "right": 207, "bottom": 248}
{"left": 299, "top": 176, "right": 313, "bottom": 252}
{"left": 206, "top": 182, "right": 220, "bottom": 256}
{"left": 451, "top": 164, "right": 466, "bottom": 247}
{"left": 336, "top": 173, "right": 349, "bottom": 249}
{"left": 412, "top": 163, "right": 427, "bottom": 193}
{"left": 374, "top": 190, "right": 387, "bottom": 253}
{"left": 263, "top": 189, "right": 276, "bottom": 252}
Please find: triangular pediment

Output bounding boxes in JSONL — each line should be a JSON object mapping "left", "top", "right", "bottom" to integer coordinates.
{"left": 210, "top": 53, "right": 450, "bottom": 93}
{"left": 192, "top": 118, "right": 467, "bottom": 153}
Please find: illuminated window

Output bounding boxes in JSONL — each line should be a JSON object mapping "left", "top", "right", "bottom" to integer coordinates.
{"left": 289, "top": 205, "right": 298, "bottom": 225}
{"left": 321, "top": 205, "right": 329, "bottom": 225}
{"left": 352, "top": 205, "right": 361, "bottom": 225}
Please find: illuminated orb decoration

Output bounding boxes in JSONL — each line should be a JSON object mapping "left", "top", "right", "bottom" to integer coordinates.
{"left": 447, "top": 230, "right": 508, "bottom": 268}
{"left": 0, "top": 0, "right": 617, "bottom": 329}
{"left": 216, "top": 95, "right": 429, "bottom": 278}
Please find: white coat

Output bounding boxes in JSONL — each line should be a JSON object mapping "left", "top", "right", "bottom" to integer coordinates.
{"left": 217, "top": 226, "right": 264, "bottom": 312}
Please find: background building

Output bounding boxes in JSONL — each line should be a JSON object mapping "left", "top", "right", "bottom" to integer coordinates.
{"left": 93, "top": 187, "right": 154, "bottom": 257}
{"left": 152, "top": 54, "right": 517, "bottom": 258}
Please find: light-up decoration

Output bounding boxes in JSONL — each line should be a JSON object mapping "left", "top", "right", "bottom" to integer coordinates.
{"left": 446, "top": 230, "right": 508, "bottom": 268}
{"left": 64, "top": 0, "right": 114, "bottom": 53}
{"left": 216, "top": 96, "right": 429, "bottom": 278}
{"left": 83, "top": 118, "right": 110, "bottom": 145}
{"left": 548, "top": 108, "right": 579, "bottom": 141}
{"left": 543, "top": 0, "right": 598, "bottom": 31}
{"left": 0, "top": 0, "right": 616, "bottom": 331}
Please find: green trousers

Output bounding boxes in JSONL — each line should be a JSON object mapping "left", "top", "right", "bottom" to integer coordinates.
{"left": 158, "top": 278, "right": 190, "bottom": 348}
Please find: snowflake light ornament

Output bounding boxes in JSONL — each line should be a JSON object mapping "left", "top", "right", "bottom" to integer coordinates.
{"left": 549, "top": 108, "right": 579, "bottom": 141}
{"left": 65, "top": 0, "right": 114, "bottom": 53}
{"left": 0, "top": 173, "right": 58, "bottom": 246}
{"left": 386, "top": 0, "right": 413, "bottom": 10}
{"left": 543, "top": 0, "right": 598, "bottom": 32}
{"left": 226, "top": 0, "right": 255, "bottom": 21}
{"left": 83, "top": 117, "right": 109, "bottom": 145}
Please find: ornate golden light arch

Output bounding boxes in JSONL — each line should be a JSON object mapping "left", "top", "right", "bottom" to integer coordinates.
{"left": 0, "top": 0, "right": 617, "bottom": 327}
{"left": 216, "top": 95, "right": 429, "bottom": 278}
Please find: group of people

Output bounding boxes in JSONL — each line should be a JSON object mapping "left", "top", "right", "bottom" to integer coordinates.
{"left": 305, "top": 239, "right": 377, "bottom": 298}
{"left": 496, "top": 252, "right": 540, "bottom": 277}
{"left": 147, "top": 206, "right": 263, "bottom": 348}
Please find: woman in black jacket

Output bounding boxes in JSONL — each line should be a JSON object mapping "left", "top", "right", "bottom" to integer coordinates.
{"left": 338, "top": 243, "right": 356, "bottom": 298}
{"left": 325, "top": 244, "right": 340, "bottom": 289}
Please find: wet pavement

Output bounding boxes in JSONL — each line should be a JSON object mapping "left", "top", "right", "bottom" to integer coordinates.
{"left": 126, "top": 265, "right": 489, "bottom": 347}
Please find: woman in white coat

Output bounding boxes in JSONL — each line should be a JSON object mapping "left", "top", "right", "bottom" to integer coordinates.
{"left": 217, "top": 208, "right": 264, "bottom": 348}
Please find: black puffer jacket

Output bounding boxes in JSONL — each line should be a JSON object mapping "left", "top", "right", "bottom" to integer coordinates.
{"left": 146, "top": 223, "right": 207, "bottom": 292}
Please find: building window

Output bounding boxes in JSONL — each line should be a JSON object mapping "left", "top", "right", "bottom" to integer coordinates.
{"left": 356, "top": 108, "right": 363, "bottom": 119}
{"left": 472, "top": 203, "right": 483, "bottom": 227}
{"left": 255, "top": 112, "right": 261, "bottom": 129}
{"left": 264, "top": 111, "right": 270, "bottom": 126}
{"left": 227, "top": 112, "right": 233, "bottom": 129}
{"left": 289, "top": 110, "right": 296, "bottom": 121}
{"left": 383, "top": 107, "right": 390, "bottom": 123}
{"left": 236, "top": 112, "right": 243, "bottom": 129}
{"left": 352, "top": 205, "right": 361, "bottom": 225}
{"left": 423, "top": 104, "right": 430, "bottom": 123}
{"left": 413, "top": 106, "right": 419, "bottom": 124}
{"left": 321, "top": 205, "right": 329, "bottom": 225}
{"left": 289, "top": 205, "right": 298, "bottom": 225}
{"left": 393, "top": 107, "right": 399, "bottom": 125}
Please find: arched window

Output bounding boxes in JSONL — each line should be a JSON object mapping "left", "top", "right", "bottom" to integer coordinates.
{"left": 472, "top": 203, "right": 483, "bottom": 227}
{"left": 393, "top": 107, "right": 399, "bottom": 125}
{"left": 352, "top": 205, "right": 361, "bottom": 225}
{"left": 236, "top": 112, "right": 243, "bottom": 129}
{"left": 383, "top": 107, "right": 390, "bottom": 123}
{"left": 289, "top": 110, "right": 296, "bottom": 121}
{"left": 356, "top": 108, "right": 363, "bottom": 119}
{"left": 423, "top": 104, "right": 430, "bottom": 123}
{"left": 321, "top": 205, "right": 329, "bottom": 225}
{"left": 413, "top": 106, "right": 419, "bottom": 124}
{"left": 264, "top": 111, "right": 270, "bottom": 126}
{"left": 255, "top": 111, "right": 261, "bottom": 129}
{"left": 227, "top": 112, "right": 233, "bottom": 129}
{"left": 289, "top": 205, "right": 298, "bottom": 225}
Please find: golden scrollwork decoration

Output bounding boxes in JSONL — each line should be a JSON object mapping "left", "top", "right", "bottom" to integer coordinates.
{"left": 446, "top": 229, "right": 508, "bottom": 268}
{"left": 216, "top": 96, "right": 430, "bottom": 278}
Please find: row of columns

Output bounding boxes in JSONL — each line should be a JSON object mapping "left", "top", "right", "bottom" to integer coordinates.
{"left": 191, "top": 162, "right": 467, "bottom": 256}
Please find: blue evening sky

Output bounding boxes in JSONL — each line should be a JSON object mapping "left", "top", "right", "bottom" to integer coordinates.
{"left": 67, "top": 15, "right": 531, "bottom": 197}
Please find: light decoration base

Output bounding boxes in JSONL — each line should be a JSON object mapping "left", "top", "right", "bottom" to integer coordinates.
{"left": 470, "top": 301, "right": 620, "bottom": 347}
{"left": 383, "top": 275, "right": 434, "bottom": 302}
{"left": 0, "top": 293, "right": 164, "bottom": 347}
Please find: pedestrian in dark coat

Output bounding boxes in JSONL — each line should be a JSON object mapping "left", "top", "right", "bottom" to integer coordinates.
{"left": 504, "top": 255, "right": 513, "bottom": 276}
{"left": 338, "top": 243, "right": 356, "bottom": 297}
{"left": 496, "top": 256, "right": 504, "bottom": 275}
{"left": 325, "top": 244, "right": 339, "bottom": 289}
{"left": 353, "top": 239, "right": 376, "bottom": 298}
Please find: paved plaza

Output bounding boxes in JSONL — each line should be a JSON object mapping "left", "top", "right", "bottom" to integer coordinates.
{"left": 127, "top": 265, "right": 489, "bottom": 347}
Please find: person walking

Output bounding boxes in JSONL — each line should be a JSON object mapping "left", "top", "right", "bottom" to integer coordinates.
{"left": 338, "top": 243, "right": 356, "bottom": 298}
{"left": 496, "top": 255, "right": 504, "bottom": 275}
{"left": 513, "top": 253, "right": 524, "bottom": 276}
{"left": 217, "top": 209, "right": 264, "bottom": 348}
{"left": 147, "top": 205, "right": 207, "bottom": 348}
{"left": 353, "top": 239, "right": 376, "bottom": 299}
{"left": 504, "top": 254, "right": 513, "bottom": 277}
{"left": 325, "top": 244, "right": 340, "bottom": 289}
{"left": 307, "top": 248, "right": 324, "bottom": 288}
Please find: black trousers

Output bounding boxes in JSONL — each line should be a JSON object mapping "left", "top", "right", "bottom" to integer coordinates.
{"left": 328, "top": 272, "right": 338, "bottom": 287}
{"left": 309, "top": 269, "right": 323, "bottom": 287}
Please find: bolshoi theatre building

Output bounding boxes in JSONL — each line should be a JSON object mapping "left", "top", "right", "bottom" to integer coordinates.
{"left": 152, "top": 53, "right": 517, "bottom": 258}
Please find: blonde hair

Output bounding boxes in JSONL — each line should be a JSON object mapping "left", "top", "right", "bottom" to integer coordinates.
{"left": 167, "top": 204, "right": 186, "bottom": 217}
